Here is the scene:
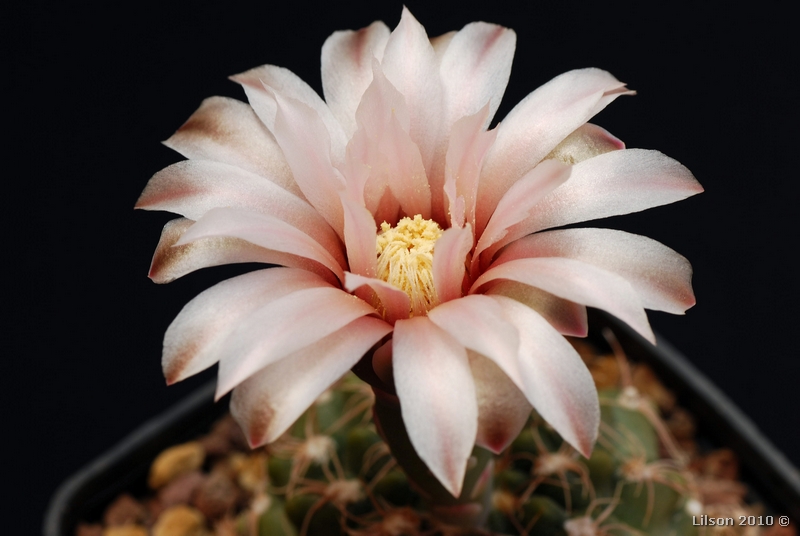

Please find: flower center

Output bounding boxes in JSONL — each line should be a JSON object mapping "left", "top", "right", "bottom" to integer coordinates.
{"left": 376, "top": 215, "right": 442, "bottom": 316}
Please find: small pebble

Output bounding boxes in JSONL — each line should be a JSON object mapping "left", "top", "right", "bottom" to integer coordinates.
{"left": 152, "top": 505, "right": 207, "bottom": 536}
{"left": 160, "top": 471, "right": 206, "bottom": 508}
{"left": 193, "top": 471, "right": 239, "bottom": 520}
{"left": 102, "top": 525, "right": 148, "bottom": 536}
{"left": 75, "top": 523, "right": 102, "bottom": 536}
{"left": 103, "top": 494, "right": 146, "bottom": 527}
{"left": 149, "top": 442, "right": 206, "bottom": 489}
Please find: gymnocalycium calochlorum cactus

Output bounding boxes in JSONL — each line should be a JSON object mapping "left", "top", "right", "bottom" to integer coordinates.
{"left": 137, "top": 8, "right": 702, "bottom": 533}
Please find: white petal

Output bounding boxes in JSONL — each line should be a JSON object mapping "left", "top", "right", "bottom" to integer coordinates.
{"left": 439, "top": 22, "right": 516, "bottom": 128}
{"left": 230, "top": 317, "right": 392, "bottom": 446}
{"left": 230, "top": 64, "right": 348, "bottom": 163}
{"left": 382, "top": 7, "right": 445, "bottom": 220}
{"left": 545, "top": 123, "right": 625, "bottom": 165}
{"left": 162, "top": 96, "right": 301, "bottom": 197}
{"left": 469, "top": 351, "right": 532, "bottom": 454}
{"left": 269, "top": 89, "right": 347, "bottom": 239}
{"left": 344, "top": 272, "right": 410, "bottom": 324}
{"left": 477, "top": 68, "right": 633, "bottom": 232}
{"left": 428, "top": 295, "right": 522, "bottom": 389}
{"left": 393, "top": 317, "right": 477, "bottom": 497}
{"left": 176, "top": 207, "right": 346, "bottom": 281}
{"left": 321, "top": 21, "right": 391, "bottom": 138}
{"left": 473, "top": 257, "right": 654, "bottom": 343}
{"left": 503, "top": 149, "right": 704, "bottom": 238}
{"left": 216, "top": 287, "right": 377, "bottom": 397}
{"left": 472, "top": 159, "right": 570, "bottom": 271}
{"left": 444, "top": 104, "right": 497, "bottom": 230}
{"left": 148, "top": 218, "right": 336, "bottom": 285}
{"left": 136, "top": 160, "right": 340, "bottom": 257}
{"left": 483, "top": 280, "right": 588, "bottom": 337}
{"left": 162, "top": 268, "right": 331, "bottom": 384}
{"left": 492, "top": 296, "right": 600, "bottom": 457}
{"left": 496, "top": 228, "right": 696, "bottom": 314}
{"left": 432, "top": 225, "right": 473, "bottom": 304}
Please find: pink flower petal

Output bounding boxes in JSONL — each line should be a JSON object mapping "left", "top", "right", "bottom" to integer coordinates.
{"left": 393, "top": 317, "right": 477, "bottom": 497}
{"left": 477, "top": 68, "right": 633, "bottom": 232}
{"left": 216, "top": 287, "right": 377, "bottom": 397}
{"left": 270, "top": 89, "right": 347, "bottom": 239}
{"left": 162, "top": 268, "right": 332, "bottom": 384}
{"left": 427, "top": 295, "right": 522, "bottom": 389}
{"left": 230, "top": 317, "right": 392, "bottom": 446}
{"left": 381, "top": 7, "right": 445, "bottom": 220}
{"left": 492, "top": 296, "right": 600, "bottom": 457}
{"left": 496, "top": 228, "right": 696, "bottom": 314}
{"left": 545, "top": 123, "right": 625, "bottom": 165}
{"left": 161, "top": 96, "right": 301, "bottom": 198}
{"left": 351, "top": 62, "right": 431, "bottom": 219}
{"left": 321, "top": 21, "right": 391, "bottom": 139}
{"left": 176, "top": 207, "right": 346, "bottom": 282}
{"left": 344, "top": 272, "right": 410, "bottom": 324}
{"left": 473, "top": 257, "right": 654, "bottom": 343}
{"left": 469, "top": 351, "right": 532, "bottom": 454}
{"left": 340, "top": 193, "right": 378, "bottom": 278}
{"left": 444, "top": 104, "right": 497, "bottom": 230}
{"left": 136, "top": 160, "right": 340, "bottom": 257}
{"left": 229, "top": 65, "right": 347, "bottom": 163}
{"left": 483, "top": 280, "right": 588, "bottom": 337}
{"left": 472, "top": 159, "right": 570, "bottom": 272}
{"left": 502, "top": 149, "right": 704, "bottom": 238}
{"left": 432, "top": 225, "right": 473, "bottom": 304}
{"left": 439, "top": 22, "right": 516, "bottom": 128}
{"left": 148, "top": 218, "right": 336, "bottom": 285}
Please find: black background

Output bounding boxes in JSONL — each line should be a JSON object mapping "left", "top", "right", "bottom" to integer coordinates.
{"left": 12, "top": 1, "right": 798, "bottom": 533}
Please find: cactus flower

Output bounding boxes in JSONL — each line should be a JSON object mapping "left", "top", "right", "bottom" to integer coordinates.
{"left": 137, "top": 8, "right": 702, "bottom": 497}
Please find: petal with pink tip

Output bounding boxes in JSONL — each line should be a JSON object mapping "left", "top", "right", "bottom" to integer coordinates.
{"left": 444, "top": 104, "right": 497, "bottom": 230}
{"left": 162, "top": 268, "right": 331, "bottom": 384}
{"left": 503, "top": 149, "right": 703, "bottom": 239}
{"left": 545, "top": 123, "right": 625, "bottom": 165}
{"left": 483, "top": 280, "right": 587, "bottom": 337}
{"left": 439, "top": 22, "right": 516, "bottom": 128}
{"left": 230, "top": 316, "right": 392, "bottom": 446}
{"left": 473, "top": 257, "right": 654, "bottom": 343}
{"left": 427, "top": 295, "right": 522, "bottom": 389}
{"left": 477, "top": 68, "right": 633, "bottom": 232}
{"left": 432, "top": 225, "right": 473, "bottom": 304}
{"left": 469, "top": 351, "right": 532, "bottom": 454}
{"left": 176, "top": 207, "right": 345, "bottom": 281}
{"left": 270, "top": 90, "right": 347, "bottom": 239}
{"left": 321, "top": 21, "right": 391, "bottom": 138}
{"left": 216, "top": 287, "right": 377, "bottom": 397}
{"left": 351, "top": 62, "right": 430, "bottom": 219}
{"left": 491, "top": 296, "right": 600, "bottom": 457}
{"left": 495, "top": 228, "right": 695, "bottom": 314}
{"left": 472, "top": 159, "right": 570, "bottom": 272}
{"left": 344, "top": 272, "right": 410, "bottom": 324}
{"left": 382, "top": 7, "right": 444, "bottom": 173}
{"left": 149, "top": 218, "right": 336, "bottom": 285}
{"left": 393, "top": 317, "right": 477, "bottom": 497}
{"left": 162, "top": 96, "right": 301, "bottom": 198}
{"left": 229, "top": 65, "right": 347, "bottom": 163}
{"left": 136, "top": 160, "right": 340, "bottom": 256}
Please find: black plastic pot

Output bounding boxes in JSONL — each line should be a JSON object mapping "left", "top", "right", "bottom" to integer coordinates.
{"left": 44, "top": 311, "right": 800, "bottom": 535}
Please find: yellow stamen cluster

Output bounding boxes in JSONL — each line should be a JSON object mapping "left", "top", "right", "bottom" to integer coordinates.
{"left": 376, "top": 215, "right": 443, "bottom": 316}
